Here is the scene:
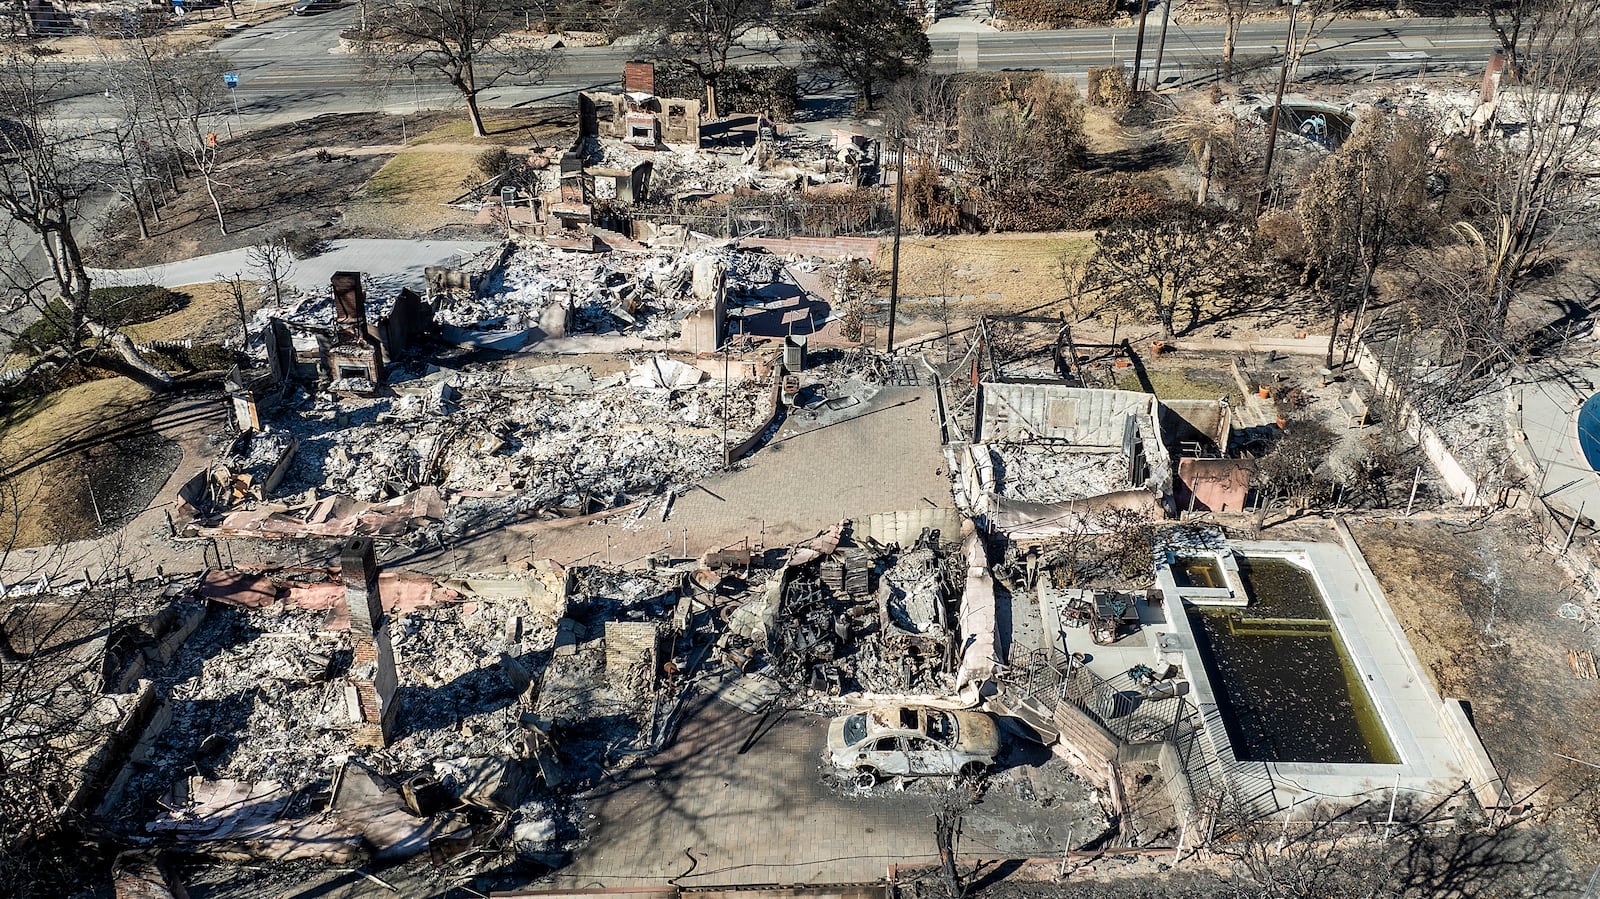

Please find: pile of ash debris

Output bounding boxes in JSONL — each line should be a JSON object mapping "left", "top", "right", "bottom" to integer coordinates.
{"left": 107, "top": 560, "right": 693, "bottom": 878}
{"left": 990, "top": 444, "right": 1133, "bottom": 504}
{"left": 274, "top": 356, "right": 771, "bottom": 511}
{"left": 456, "top": 242, "right": 729, "bottom": 341}
{"left": 710, "top": 522, "right": 966, "bottom": 701}
{"left": 588, "top": 132, "right": 861, "bottom": 198}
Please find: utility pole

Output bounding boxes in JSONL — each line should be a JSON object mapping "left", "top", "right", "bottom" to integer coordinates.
{"left": 1151, "top": 0, "right": 1173, "bottom": 93}
{"left": 1130, "top": 0, "right": 1152, "bottom": 93}
{"left": 1257, "top": 0, "right": 1304, "bottom": 213}
{"left": 886, "top": 132, "right": 906, "bottom": 353}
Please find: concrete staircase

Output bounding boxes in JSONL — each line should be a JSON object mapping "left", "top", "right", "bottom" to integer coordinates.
{"left": 939, "top": 0, "right": 992, "bottom": 19}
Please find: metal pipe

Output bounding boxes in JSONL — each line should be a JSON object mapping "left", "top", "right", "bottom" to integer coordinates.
{"left": 886, "top": 132, "right": 906, "bottom": 353}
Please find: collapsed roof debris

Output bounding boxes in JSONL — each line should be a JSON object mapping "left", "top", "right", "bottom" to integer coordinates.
{"left": 710, "top": 518, "right": 967, "bottom": 699}
{"left": 108, "top": 556, "right": 570, "bottom": 870}
{"left": 444, "top": 242, "right": 732, "bottom": 344}
{"left": 989, "top": 444, "right": 1132, "bottom": 504}
{"left": 279, "top": 357, "right": 770, "bottom": 510}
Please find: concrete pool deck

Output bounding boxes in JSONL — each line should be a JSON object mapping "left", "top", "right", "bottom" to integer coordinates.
{"left": 1040, "top": 528, "right": 1506, "bottom": 815}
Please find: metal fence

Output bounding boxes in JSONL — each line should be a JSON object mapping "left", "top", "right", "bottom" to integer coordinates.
{"left": 1006, "top": 648, "right": 1184, "bottom": 747}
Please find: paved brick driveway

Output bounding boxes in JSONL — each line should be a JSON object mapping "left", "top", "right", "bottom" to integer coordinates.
{"left": 550, "top": 692, "right": 1103, "bottom": 887}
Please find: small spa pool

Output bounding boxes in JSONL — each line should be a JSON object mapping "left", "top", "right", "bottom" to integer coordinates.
{"left": 1186, "top": 557, "right": 1398, "bottom": 765}
{"left": 1172, "top": 556, "right": 1226, "bottom": 589}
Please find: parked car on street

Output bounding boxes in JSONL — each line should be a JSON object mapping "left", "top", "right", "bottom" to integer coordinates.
{"left": 826, "top": 705, "right": 999, "bottom": 783}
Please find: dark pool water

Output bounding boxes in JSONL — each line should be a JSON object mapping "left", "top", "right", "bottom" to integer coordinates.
{"left": 1172, "top": 556, "right": 1225, "bottom": 589}
{"left": 1187, "top": 557, "right": 1399, "bottom": 765}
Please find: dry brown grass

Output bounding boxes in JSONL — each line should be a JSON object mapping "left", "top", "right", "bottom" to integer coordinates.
{"left": 344, "top": 151, "right": 483, "bottom": 233}
{"left": 0, "top": 377, "right": 162, "bottom": 548}
{"left": 344, "top": 112, "right": 573, "bottom": 233}
{"left": 124, "top": 281, "right": 269, "bottom": 345}
{"left": 882, "top": 232, "right": 1095, "bottom": 312}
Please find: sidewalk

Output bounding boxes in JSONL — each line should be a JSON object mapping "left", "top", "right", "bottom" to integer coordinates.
{"left": 88, "top": 237, "right": 494, "bottom": 294}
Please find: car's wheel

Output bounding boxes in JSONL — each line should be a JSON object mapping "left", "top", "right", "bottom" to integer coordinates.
{"left": 959, "top": 761, "right": 987, "bottom": 779}
{"left": 853, "top": 766, "right": 879, "bottom": 788}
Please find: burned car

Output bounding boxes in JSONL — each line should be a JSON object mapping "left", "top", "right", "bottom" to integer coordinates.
{"left": 826, "top": 705, "right": 999, "bottom": 783}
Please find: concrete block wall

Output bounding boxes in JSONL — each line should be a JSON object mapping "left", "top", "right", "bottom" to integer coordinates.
{"left": 1440, "top": 698, "right": 1512, "bottom": 811}
{"left": 1353, "top": 342, "right": 1483, "bottom": 506}
{"left": 604, "top": 620, "right": 661, "bottom": 677}
{"left": 1051, "top": 700, "right": 1122, "bottom": 787}
{"left": 737, "top": 236, "right": 879, "bottom": 265}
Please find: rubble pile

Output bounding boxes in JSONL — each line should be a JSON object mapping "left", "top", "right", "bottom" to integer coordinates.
{"left": 590, "top": 135, "right": 849, "bottom": 197}
{"left": 882, "top": 546, "right": 947, "bottom": 637}
{"left": 712, "top": 527, "right": 963, "bottom": 699}
{"left": 452, "top": 243, "right": 726, "bottom": 341}
{"left": 220, "top": 428, "right": 294, "bottom": 474}
{"left": 991, "top": 445, "right": 1131, "bottom": 502}
{"left": 279, "top": 362, "right": 770, "bottom": 508}
{"left": 122, "top": 605, "right": 355, "bottom": 798}
{"left": 122, "top": 592, "right": 554, "bottom": 816}
{"left": 374, "top": 601, "right": 555, "bottom": 774}
{"left": 535, "top": 569, "right": 684, "bottom": 754}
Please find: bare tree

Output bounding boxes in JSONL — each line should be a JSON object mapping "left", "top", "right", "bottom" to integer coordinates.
{"left": 1087, "top": 207, "right": 1254, "bottom": 338}
{"left": 163, "top": 51, "right": 239, "bottom": 236}
{"left": 611, "top": 0, "right": 771, "bottom": 119}
{"left": 1485, "top": 0, "right": 1536, "bottom": 78}
{"left": 362, "top": 0, "right": 556, "bottom": 138}
{"left": 246, "top": 239, "right": 294, "bottom": 307}
{"left": 1158, "top": 97, "right": 1252, "bottom": 207}
{"left": 216, "top": 271, "right": 253, "bottom": 349}
{"left": 797, "top": 0, "right": 930, "bottom": 111}
{"left": 1254, "top": 417, "right": 1339, "bottom": 512}
{"left": 955, "top": 74, "right": 1087, "bottom": 230}
{"left": 1452, "top": 0, "right": 1600, "bottom": 376}
{"left": 101, "top": 24, "right": 238, "bottom": 237}
{"left": 95, "top": 14, "right": 178, "bottom": 241}
{"left": 931, "top": 792, "right": 970, "bottom": 898}
{"left": 1288, "top": 0, "right": 1354, "bottom": 80}
{"left": 1219, "top": 0, "right": 1251, "bottom": 82}
{"left": 883, "top": 74, "right": 960, "bottom": 159}
{"left": 1296, "top": 112, "right": 1434, "bottom": 367}
{"left": 0, "top": 455, "right": 137, "bottom": 896}
{"left": 0, "top": 49, "right": 172, "bottom": 390}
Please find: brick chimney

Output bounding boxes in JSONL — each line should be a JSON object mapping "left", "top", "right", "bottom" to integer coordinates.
{"left": 342, "top": 537, "right": 398, "bottom": 746}
{"left": 623, "top": 61, "right": 655, "bottom": 95}
{"left": 331, "top": 271, "right": 368, "bottom": 339}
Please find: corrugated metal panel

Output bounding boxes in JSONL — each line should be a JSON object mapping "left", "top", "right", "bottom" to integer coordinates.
{"left": 978, "top": 384, "right": 1155, "bottom": 446}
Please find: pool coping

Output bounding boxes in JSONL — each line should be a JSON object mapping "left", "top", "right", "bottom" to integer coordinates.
{"left": 1153, "top": 537, "right": 1489, "bottom": 807}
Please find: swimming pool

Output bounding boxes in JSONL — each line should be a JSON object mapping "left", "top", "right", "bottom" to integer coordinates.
{"left": 1185, "top": 556, "right": 1399, "bottom": 765}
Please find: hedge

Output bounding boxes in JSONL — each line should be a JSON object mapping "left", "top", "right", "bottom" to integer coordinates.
{"left": 18, "top": 285, "right": 185, "bottom": 348}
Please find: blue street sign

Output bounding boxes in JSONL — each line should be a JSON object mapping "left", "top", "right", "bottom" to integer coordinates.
{"left": 224, "top": 73, "right": 240, "bottom": 88}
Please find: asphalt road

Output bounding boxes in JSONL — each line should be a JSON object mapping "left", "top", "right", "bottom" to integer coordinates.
{"left": 45, "top": 12, "right": 1499, "bottom": 128}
